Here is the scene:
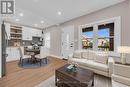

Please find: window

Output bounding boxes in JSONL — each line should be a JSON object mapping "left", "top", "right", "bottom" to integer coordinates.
{"left": 81, "top": 23, "right": 114, "bottom": 52}
{"left": 98, "top": 23, "right": 114, "bottom": 51}
{"left": 79, "top": 17, "right": 121, "bottom": 56}
{"left": 82, "top": 27, "right": 93, "bottom": 50}
{"left": 44, "top": 32, "right": 50, "bottom": 48}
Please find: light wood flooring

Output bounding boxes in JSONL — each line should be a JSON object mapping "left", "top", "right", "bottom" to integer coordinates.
{"left": 35, "top": 74, "right": 112, "bottom": 87}
{"left": 0, "top": 57, "right": 67, "bottom": 87}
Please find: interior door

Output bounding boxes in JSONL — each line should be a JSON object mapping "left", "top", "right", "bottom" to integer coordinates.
{"left": 62, "top": 25, "right": 74, "bottom": 59}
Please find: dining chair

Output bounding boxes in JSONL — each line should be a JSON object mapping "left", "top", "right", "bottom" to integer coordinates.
{"left": 18, "top": 47, "right": 31, "bottom": 66}
{"left": 26, "top": 46, "right": 34, "bottom": 55}
{"left": 35, "top": 46, "right": 49, "bottom": 66}
{"left": 27, "top": 46, "right": 34, "bottom": 50}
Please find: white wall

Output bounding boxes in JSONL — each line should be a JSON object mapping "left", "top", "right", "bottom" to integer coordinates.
{"left": 0, "top": 20, "right": 2, "bottom": 78}
{"left": 46, "top": 26, "right": 62, "bottom": 57}
{"left": 127, "top": 0, "right": 130, "bottom": 63}
{"left": 129, "top": 0, "right": 130, "bottom": 38}
{"left": 129, "top": 0, "right": 130, "bottom": 26}
{"left": 47, "top": 1, "right": 130, "bottom": 60}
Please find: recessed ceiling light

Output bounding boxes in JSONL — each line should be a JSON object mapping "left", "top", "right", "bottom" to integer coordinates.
{"left": 33, "top": 0, "right": 39, "bottom": 2}
{"left": 19, "top": 13, "right": 23, "bottom": 17}
{"left": 58, "top": 11, "right": 62, "bottom": 15}
{"left": 15, "top": 19, "right": 20, "bottom": 21}
{"left": 34, "top": 24, "right": 38, "bottom": 27}
{"left": 41, "top": 21, "right": 44, "bottom": 24}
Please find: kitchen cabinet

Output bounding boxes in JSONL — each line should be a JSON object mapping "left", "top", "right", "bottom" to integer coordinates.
{"left": 6, "top": 47, "right": 20, "bottom": 62}
{"left": 10, "top": 25, "right": 22, "bottom": 46}
{"left": 37, "top": 30, "right": 42, "bottom": 37}
{"left": 32, "top": 29, "right": 42, "bottom": 37}
{"left": 22, "top": 27, "right": 42, "bottom": 40}
{"left": 22, "top": 27, "right": 33, "bottom": 40}
{"left": 4, "top": 23, "right": 42, "bottom": 41}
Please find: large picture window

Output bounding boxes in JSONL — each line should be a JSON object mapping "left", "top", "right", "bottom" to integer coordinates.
{"left": 79, "top": 17, "right": 121, "bottom": 55}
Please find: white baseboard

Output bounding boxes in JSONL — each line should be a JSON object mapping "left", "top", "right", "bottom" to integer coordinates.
{"left": 49, "top": 55, "right": 63, "bottom": 59}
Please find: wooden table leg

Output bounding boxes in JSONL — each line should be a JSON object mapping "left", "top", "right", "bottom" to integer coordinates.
{"left": 55, "top": 73, "right": 57, "bottom": 86}
{"left": 92, "top": 75, "right": 94, "bottom": 86}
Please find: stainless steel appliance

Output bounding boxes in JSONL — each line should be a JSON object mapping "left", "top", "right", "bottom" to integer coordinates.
{"left": 1, "top": 21, "right": 8, "bottom": 77}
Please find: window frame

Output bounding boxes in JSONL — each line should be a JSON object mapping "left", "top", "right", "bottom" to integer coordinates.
{"left": 82, "top": 27, "right": 94, "bottom": 50}
{"left": 97, "top": 23, "right": 114, "bottom": 51}
{"left": 79, "top": 16, "right": 121, "bottom": 56}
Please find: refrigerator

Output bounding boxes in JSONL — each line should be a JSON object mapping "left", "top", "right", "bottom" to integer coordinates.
{"left": 1, "top": 21, "right": 8, "bottom": 77}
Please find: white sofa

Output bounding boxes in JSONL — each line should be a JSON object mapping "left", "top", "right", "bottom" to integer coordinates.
{"left": 68, "top": 50, "right": 114, "bottom": 77}
{"left": 112, "top": 64, "right": 130, "bottom": 87}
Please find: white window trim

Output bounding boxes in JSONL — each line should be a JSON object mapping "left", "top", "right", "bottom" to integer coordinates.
{"left": 78, "top": 16, "right": 121, "bottom": 56}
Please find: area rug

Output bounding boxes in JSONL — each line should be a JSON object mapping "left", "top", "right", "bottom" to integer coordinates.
{"left": 35, "top": 75, "right": 112, "bottom": 87}
{"left": 18, "top": 58, "right": 49, "bottom": 69}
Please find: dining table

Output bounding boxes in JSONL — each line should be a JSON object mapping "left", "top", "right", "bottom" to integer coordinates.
{"left": 26, "top": 48, "right": 40, "bottom": 54}
{"left": 26, "top": 48, "right": 40, "bottom": 64}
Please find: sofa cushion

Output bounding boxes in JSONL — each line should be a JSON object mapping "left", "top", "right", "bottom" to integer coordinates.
{"left": 96, "top": 51, "right": 108, "bottom": 55}
{"left": 114, "top": 64, "right": 130, "bottom": 78}
{"left": 81, "top": 60, "right": 109, "bottom": 72}
{"left": 88, "top": 50, "right": 95, "bottom": 60}
{"left": 112, "top": 74, "right": 130, "bottom": 86}
{"left": 82, "top": 50, "right": 89, "bottom": 59}
{"left": 69, "top": 58, "right": 87, "bottom": 64}
{"left": 95, "top": 53, "right": 108, "bottom": 64}
{"left": 73, "top": 51, "right": 82, "bottom": 58}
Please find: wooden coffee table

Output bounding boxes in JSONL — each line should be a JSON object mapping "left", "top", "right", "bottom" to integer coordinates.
{"left": 55, "top": 64, "right": 94, "bottom": 87}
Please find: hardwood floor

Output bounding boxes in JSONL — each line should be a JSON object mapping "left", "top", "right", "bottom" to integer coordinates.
{"left": 0, "top": 57, "right": 67, "bottom": 87}
{"left": 35, "top": 74, "right": 112, "bottom": 87}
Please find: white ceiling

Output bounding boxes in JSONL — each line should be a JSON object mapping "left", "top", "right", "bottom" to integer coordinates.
{"left": 1, "top": 0, "right": 125, "bottom": 29}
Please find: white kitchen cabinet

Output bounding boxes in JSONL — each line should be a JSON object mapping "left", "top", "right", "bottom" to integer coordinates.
{"left": 31, "top": 29, "right": 37, "bottom": 37}
{"left": 5, "top": 23, "right": 10, "bottom": 39}
{"left": 22, "top": 27, "right": 42, "bottom": 40}
{"left": 6, "top": 47, "right": 20, "bottom": 62}
{"left": 32, "top": 29, "right": 42, "bottom": 37}
{"left": 37, "top": 30, "right": 42, "bottom": 37}
{"left": 22, "top": 27, "right": 32, "bottom": 40}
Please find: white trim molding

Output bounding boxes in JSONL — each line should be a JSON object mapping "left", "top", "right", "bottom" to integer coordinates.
{"left": 0, "top": 21, "right": 2, "bottom": 78}
{"left": 49, "top": 55, "right": 63, "bottom": 59}
{"left": 78, "top": 16, "right": 121, "bottom": 56}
